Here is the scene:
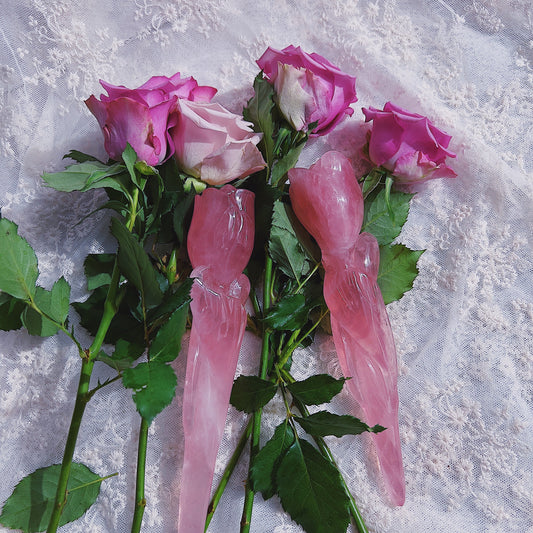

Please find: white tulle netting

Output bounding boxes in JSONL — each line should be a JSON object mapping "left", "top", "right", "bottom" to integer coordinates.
{"left": 1, "top": 1, "right": 532, "bottom": 532}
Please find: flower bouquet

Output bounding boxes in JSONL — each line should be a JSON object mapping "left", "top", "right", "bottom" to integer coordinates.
{"left": 0, "top": 45, "right": 456, "bottom": 533}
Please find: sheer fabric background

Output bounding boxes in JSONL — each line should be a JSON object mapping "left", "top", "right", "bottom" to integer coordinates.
{"left": 1, "top": 1, "right": 532, "bottom": 532}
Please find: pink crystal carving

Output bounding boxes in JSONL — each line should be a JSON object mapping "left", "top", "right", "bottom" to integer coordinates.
{"left": 288, "top": 151, "right": 406, "bottom": 506}
{"left": 178, "top": 185, "right": 255, "bottom": 532}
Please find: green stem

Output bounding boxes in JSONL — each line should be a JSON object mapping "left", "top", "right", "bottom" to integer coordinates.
{"left": 131, "top": 417, "right": 149, "bottom": 533}
{"left": 46, "top": 192, "right": 139, "bottom": 533}
{"left": 46, "top": 357, "right": 94, "bottom": 533}
{"left": 281, "top": 369, "right": 368, "bottom": 533}
{"left": 295, "top": 261, "right": 320, "bottom": 293}
{"left": 86, "top": 374, "right": 122, "bottom": 401}
{"left": 205, "top": 419, "right": 253, "bottom": 531}
{"left": 278, "top": 308, "right": 329, "bottom": 367}
{"left": 240, "top": 256, "right": 273, "bottom": 533}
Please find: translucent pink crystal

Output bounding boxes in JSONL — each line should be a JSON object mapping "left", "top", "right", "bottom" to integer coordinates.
{"left": 178, "top": 185, "right": 254, "bottom": 532}
{"left": 289, "top": 151, "right": 406, "bottom": 506}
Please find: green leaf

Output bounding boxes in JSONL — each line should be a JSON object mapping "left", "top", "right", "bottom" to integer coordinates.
{"left": 83, "top": 253, "right": 115, "bottom": 291}
{"left": 149, "top": 304, "right": 189, "bottom": 363}
{"left": 111, "top": 218, "right": 163, "bottom": 309}
{"left": 172, "top": 191, "right": 196, "bottom": 246}
{"left": 42, "top": 161, "right": 125, "bottom": 193}
{"left": 134, "top": 160, "right": 159, "bottom": 176}
{"left": 0, "top": 463, "right": 104, "bottom": 532}
{"left": 293, "top": 411, "right": 385, "bottom": 438}
{"left": 378, "top": 244, "right": 424, "bottom": 304}
{"left": 250, "top": 420, "right": 295, "bottom": 499}
{"left": 0, "top": 219, "right": 38, "bottom": 300}
{"left": 276, "top": 439, "right": 350, "bottom": 533}
{"left": 230, "top": 376, "right": 277, "bottom": 413}
{"left": 22, "top": 278, "right": 70, "bottom": 337}
{"left": 362, "top": 188, "right": 413, "bottom": 245}
{"left": 146, "top": 278, "right": 193, "bottom": 328}
{"left": 243, "top": 74, "right": 276, "bottom": 167}
{"left": 72, "top": 285, "right": 144, "bottom": 345}
{"left": 270, "top": 142, "right": 305, "bottom": 186}
{"left": 0, "top": 293, "right": 26, "bottom": 331}
{"left": 242, "top": 174, "right": 282, "bottom": 286}
{"left": 122, "top": 144, "right": 145, "bottom": 190}
{"left": 63, "top": 150, "right": 102, "bottom": 164}
{"left": 122, "top": 361, "right": 177, "bottom": 424}
{"left": 263, "top": 293, "right": 308, "bottom": 331}
{"left": 287, "top": 375, "right": 347, "bottom": 406}
{"left": 361, "top": 169, "right": 384, "bottom": 199}
{"left": 269, "top": 201, "right": 310, "bottom": 281}
{"left": 95, "top": 339, "right": 145, "bottom": 372}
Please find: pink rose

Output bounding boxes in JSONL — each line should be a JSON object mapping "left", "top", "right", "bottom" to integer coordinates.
{"left": 362, "top": 102, "right": 457, "bottom": 185}
{"left": 256, "top": 45, "right": 357, "bottom": 136}
{"left": 170, "top": 100, "right": 266, "bottom": 185}
{"left": 85, "top": 73, "right": 217, "bottom": 166}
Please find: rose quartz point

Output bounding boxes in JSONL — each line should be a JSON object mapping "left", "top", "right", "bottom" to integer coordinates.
{"left": 289, "top": 151, "right": 406, "bottom": 506}
{"left": 178, "top": 185, "right": 254, "bottom": 532}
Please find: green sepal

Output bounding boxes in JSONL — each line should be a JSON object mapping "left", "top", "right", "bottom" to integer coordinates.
{"left": 360, "top": 168, "right": 385, "bottom": 199}
{"left": 134, "top": 160, "right": 159, "bottom": 176}
{"left": 243, "top": 74, "right": 276, "bottom": 168}
{"left": 122, "top": 144, "right": 146, "bottom": 190}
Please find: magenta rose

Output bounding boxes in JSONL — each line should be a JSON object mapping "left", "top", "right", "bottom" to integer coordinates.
{"left": 85, "top": 73, "right": 217, "bottom": 166}
{"left": 362, "top": 102, "right": 457, "bottom": 185}
{"left": 256, "top": 45, "right": 357, "bottom": 136}
{"left": 170, "top": 100, "right": 266, "bottom": 185}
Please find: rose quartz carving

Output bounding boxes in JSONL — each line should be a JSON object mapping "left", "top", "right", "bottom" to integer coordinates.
{"left": 178, "top": 185, "right": 255, "bottom": 532}
{"left": 288, "top": 151, "right": 405, "bottom": 506}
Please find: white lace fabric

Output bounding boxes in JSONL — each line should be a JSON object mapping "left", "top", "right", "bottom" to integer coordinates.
{"left": 1, "top": 1, "right": 532, "bottom": 532}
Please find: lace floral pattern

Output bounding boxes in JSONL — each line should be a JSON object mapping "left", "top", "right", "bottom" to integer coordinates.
{"left": 0, "top": 1, "right": 531, "bottom": 532}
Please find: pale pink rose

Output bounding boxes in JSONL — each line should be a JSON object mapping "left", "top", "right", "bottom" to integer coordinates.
{"left": 257, "top": 45, "right": 357, "bottom": 136}
{"left": 362, "top": 102, "right": 457, "bottom": 185}
{"left": 170, "top": 100, "right": 266, "bottom": 185}
{"left": 85, "top": 73, "right": 217, "bottom": 166}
